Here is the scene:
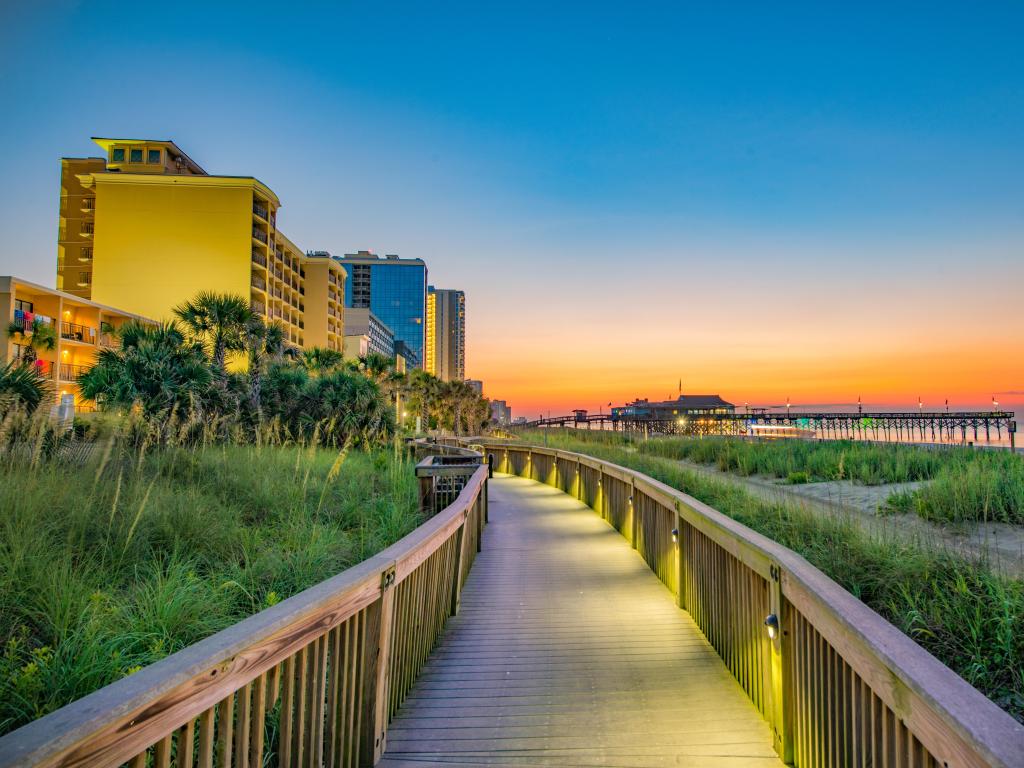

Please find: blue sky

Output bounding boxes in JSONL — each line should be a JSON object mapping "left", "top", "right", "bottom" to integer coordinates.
{"left": 1, "top": 1, "right": 1021, "bottom": 410}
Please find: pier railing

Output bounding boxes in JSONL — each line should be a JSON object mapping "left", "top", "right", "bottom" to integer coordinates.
{"left": 0, "top": 447, "right": 488, "bottom": 768}
{"left": 472, "top": 439, "right": 1024, "bottom": 768}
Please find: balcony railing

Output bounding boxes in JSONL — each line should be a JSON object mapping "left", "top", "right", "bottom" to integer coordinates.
{"left": 252, "top": 249, "right": 267, "bottom": 267}
{"left": 80, "top": 198, "right": 96, "bottom": 212}
{"left": 80, "top": 223, "right": 94, "bottom": 237}
{"left": 252, "top": 302, "right": 266, "bottom": 315}
{"left": 61, "top": 322, "right": 97, "bottom": 343}
{"left": 251, "top": 276, "right": 266, "bottom": 291}
{"left": 252, "top": 203, "right": 268, "bottom": 220}
{"left": 252, "top": 228, "right": 268, "bottom": 244}
{"left": 59, "top": 363, "right": 90, "bottom": 381}
{"left": 99, "top": 332, "right": 117, "bottom": 348}
{"left": 10, "top": 316, "right": 54, "bottom": 334}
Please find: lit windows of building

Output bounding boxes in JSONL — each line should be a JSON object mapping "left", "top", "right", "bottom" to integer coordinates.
{"left": 424, "top": 286, "right": 465, "bottom": 382}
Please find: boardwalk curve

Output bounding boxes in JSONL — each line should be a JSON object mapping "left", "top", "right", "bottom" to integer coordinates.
{"left": 379, "top": 475, "right": 782, "bottom": 767}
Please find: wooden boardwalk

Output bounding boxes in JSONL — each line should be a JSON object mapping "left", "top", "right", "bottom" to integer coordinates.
{"left": 379, "top": 475, "right": 783, "bottom": 767}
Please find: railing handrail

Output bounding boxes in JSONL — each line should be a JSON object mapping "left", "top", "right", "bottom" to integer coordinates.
{"left": 0, "top": 463, "right": 489, "bottom": 768}
{"left": 479, "top": 440, "right": 1024, "bottom": 768}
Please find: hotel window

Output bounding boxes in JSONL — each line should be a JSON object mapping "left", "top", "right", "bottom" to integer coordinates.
{"left": 130, "top": 148, "right": 143, "bottom": 163}
{"left": 14, "top": 299, "right": 33, "bottom": 313}
{"left": 147, "top": 148, "right": 161, "bottom": 164}
{"left": 111, "top": 148, "right": 125, "bottom": 162}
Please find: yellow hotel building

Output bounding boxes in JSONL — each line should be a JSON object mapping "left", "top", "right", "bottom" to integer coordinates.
{"left": 57, "top": 138, "right": 344, "bottom": 352}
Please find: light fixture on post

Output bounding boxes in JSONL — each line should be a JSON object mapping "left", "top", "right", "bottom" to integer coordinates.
{"left": 764, "top": 613, "right": 779, "bottom": 640}
{"left": 671, "top": 528, "right": 679, "bottom": 544}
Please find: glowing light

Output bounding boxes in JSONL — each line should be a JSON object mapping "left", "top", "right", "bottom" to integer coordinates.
{"left": 764, "top": 613, "right": 779, "bottom": 640}
{"left": 671, "top": 528, "right": 679, "bottom": 544}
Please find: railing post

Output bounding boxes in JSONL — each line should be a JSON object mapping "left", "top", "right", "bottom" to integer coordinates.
{"left": 767, "top": 562, "right": 793, "bottom": 763}
{"left": 673, "top": 500, "right": 684, "bottom": 609}
{"left": 450, "top": 518, "right": 467, "bottom": 616}
{"left": 629, "top": 478, "right": 638, "bottom": 549}
{"left": 360, "top": 567, "right": 396, "bottom": 767}
{"left": 417, "top": 474, "right": 434, "bottom": 515}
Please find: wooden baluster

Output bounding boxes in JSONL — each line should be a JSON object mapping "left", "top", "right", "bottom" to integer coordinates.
{"left": 360, "top": 568, "right": 396, "bottom": 766}
{"left": 234, "top": 682, "right": 251, "bottom": 768}
{"left": 249, "top": 672, "right": 267, "bottom": 768}
{"left": 153, "top": 734, "right": 172, "bottom": 768}
{"left": 216, "top": 695, "right": 233, "bottom": 768}
{"left": 280, "top": 654, "right": 296, "bottom": 768}
{"left": 197, "top": 707, "right": 215, "bottom": 768}
{"left": 178, "top": 719, "right": 195, "bottom": 768}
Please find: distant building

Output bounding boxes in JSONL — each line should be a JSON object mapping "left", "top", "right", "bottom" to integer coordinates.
{"left": 394, "top": 339, "right": 420, "bottom": 369}
{"left": 343, "top": 307, "right": 394, "bottom": 358}
{"left": 611, "top": 394, "right": 735, "bottom": 422}
{"left": 342, "top": 334, "right": 369, "bottom": 360}
{"left": 425, "top": 286, "right": 465, "bottom": 381}
{"left": 335, "top": 251, "right": 427, "bottom": 368}
{"left": 490, "top": 400, "right": 511, "bottom": 426}
{"left": 511, "top": 415, "right": 527, "bottom": 426}
{"left": 466, "top": 379, "right": 483, "bottom": 395}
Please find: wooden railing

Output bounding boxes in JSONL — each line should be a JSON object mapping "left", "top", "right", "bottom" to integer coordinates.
{"left": 0, "top": 452, "right": 488, "bottom": 768}
{"left": 477, "top": 440, "right": 1024, "bottom": 768}
{"left": 410, "top": 439, "right": 489, "bottom": 516}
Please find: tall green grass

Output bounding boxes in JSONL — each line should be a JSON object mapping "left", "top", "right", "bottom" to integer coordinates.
{"left": 0, "top": 440, "right": 419, "bottom": 736}
{"left": 638, "top": 434, "right": 947, "bottom": 484}
{"left": 514, "top": 430, "right": 1024, "bottom": 722}
{"left": 888, "top": 451, "right": 1024, "bottom": 524}
{"left": 522, "top": 429, "right": 1024, "bottom": 523}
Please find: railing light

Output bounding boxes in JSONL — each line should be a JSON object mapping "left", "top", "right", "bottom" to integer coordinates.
{"left": 628, "top": 495, "right": 633, "bottom": 504}
{"left": 764, "top": 613, "right": 779, "bottom": 640}
{"left": 671, "top": 528, "right": 679, "bottom": 544}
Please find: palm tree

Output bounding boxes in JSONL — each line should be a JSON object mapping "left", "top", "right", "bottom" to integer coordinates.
{"left": 300, "top": 370, "right": 394, "bottom": 446}
{"left": 243, "top": 316, "right": 285, "bottom": 415}
{"left": 301, "top": 347, "right": 345, "bottom": 376}
{"left": 0, "top": 360, "right": 51, "bottom": 413}
{"left": 173, "top": 292, "right": 253, "bottom": 373}
{"left": 78, "top": 321, "right": 213, "bottom": 415}
{"left": 6, "top": 317, "right": 57, "bottom": 364}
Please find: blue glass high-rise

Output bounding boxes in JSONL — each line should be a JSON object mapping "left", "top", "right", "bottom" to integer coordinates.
{"left": 335, "top": 251, "right": 427, "bottom": 368}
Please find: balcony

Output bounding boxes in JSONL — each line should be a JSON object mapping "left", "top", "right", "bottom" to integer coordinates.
{"left": 80, "top": 223, "right": 95, "bottom": 237}
{"left": 80, "top": 197, "right": 96, "bottom": 213}
{"left": 251, "top": 275, "right": 267, "bottom": 292}
{"left": 252, "top": 302, "right": 266, "bottom": 315}
{"left": 10, "top": 316, "right": 54, "bottom": 334}
{"left": 99, "top": 332, "right": 117, "bottom": 348}
{"left": 252, "top": 228, "right": 268, "bottom": 245}
{"left": 61, "top": 321, "right": 97, "bottom": 343}
{"left": 253, "top": 202, "right": 269, "bottom": 220}
{"left": 299, "top": 286, "right": 305, "bottom": 296}
{"left": 78, "top": 248, "right": 93, "bottom": 262}
{"left": 59, "top": 363, "right": 90, "bottom": 382}
{"left": 252, "top": 249, "right": 267, "bottom": 268}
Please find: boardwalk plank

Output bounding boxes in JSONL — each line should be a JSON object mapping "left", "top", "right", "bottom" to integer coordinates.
{"left": 379, "top": 475, "right": 782, "bottom": 767}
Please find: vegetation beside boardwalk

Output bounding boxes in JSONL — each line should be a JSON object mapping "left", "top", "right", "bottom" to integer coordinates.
{"left": 0, "top": 418, "right": 421, "bottom": 736}
{"left": 522, "top": 429, "right": 1024, "bottom": 524}
{"left": 515, "top": 429, "right": 1024, "bottom": 722}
